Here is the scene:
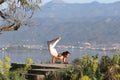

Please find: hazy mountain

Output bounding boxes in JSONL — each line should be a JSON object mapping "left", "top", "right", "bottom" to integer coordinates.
{"left": 1, "top": 1, "right": 120, "bottom": 46}
{"left": 38, "top": 1, "right": 120, "bottom": 18}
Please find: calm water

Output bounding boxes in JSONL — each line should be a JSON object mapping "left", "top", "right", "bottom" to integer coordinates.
{"left": 0, "top": 48, "right": 117, "bottom": 64}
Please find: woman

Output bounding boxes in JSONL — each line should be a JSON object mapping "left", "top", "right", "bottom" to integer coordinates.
{"left": 47, "top": 36, "right": 70, "bottom": 64}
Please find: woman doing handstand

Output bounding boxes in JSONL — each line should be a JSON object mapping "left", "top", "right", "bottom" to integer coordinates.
{"left": 47, "top": 36, "right": 70, "bottom": 64}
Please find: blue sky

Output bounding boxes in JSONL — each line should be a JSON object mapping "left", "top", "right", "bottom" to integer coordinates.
{"left": 42, "top": 0, "right": 120, "bottom": 4}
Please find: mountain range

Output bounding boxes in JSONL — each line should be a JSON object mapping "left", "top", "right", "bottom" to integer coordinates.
{"left": 1, "top": 0, "right": 120, "bottom": 46}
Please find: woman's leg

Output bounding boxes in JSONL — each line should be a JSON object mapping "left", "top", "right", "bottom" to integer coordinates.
{"left": 48, "top": 37, "right": 61, "bottom": 48}
{"left": 47, "top": 37, "right": 61, "bottom": 57}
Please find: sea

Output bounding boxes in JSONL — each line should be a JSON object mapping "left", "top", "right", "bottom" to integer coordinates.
{"left": 0, "top": 46, "right": 118, "bottom": 64}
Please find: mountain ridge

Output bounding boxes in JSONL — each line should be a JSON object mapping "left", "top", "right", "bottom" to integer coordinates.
{"left": 1, "top": 1, "right": 120, "bottom": 46}
{"left": 38, "top": 1, "right": 120, "bottom": 18}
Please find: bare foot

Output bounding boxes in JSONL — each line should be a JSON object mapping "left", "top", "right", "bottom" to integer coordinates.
{"left": 57, "top": 36, "right": 61, "bottom": 40}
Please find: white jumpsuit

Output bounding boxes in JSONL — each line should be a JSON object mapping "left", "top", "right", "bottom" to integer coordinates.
{"left": 47, "top": 37, "right": 61, "bottom": 57}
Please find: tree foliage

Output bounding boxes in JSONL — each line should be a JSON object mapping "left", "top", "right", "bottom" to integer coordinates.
{"left": 0, "top": 0, "right": 41, "bottom": 32}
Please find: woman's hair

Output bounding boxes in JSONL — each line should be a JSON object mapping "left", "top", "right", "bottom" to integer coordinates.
{"left": 62, "top": 51, "right": 70, "bottom": 56}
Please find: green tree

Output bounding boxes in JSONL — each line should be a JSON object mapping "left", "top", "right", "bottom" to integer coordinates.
{"left": 0, "top": 0, "right": 41, "bottom": 32}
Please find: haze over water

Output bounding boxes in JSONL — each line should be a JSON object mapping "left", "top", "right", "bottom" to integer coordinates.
{"left": 0, "top": 46, "right": 116, "bottom": 64}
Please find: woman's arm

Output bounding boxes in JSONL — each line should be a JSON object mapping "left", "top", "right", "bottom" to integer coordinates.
{"left": 63, "top": 58, "right": 69, "bottom": 64}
